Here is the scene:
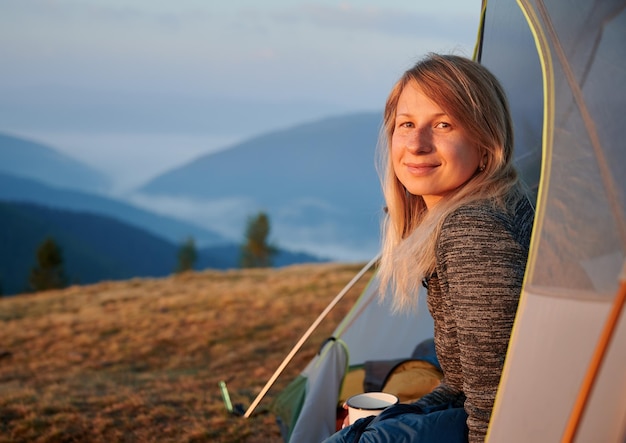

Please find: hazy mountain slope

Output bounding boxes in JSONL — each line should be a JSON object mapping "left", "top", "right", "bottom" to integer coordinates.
{"left": 140, "top": 112, "right": 382, "bottom": 208}
{"left": 0, "top": 172, "right": 226, "bottom": 247}
{"left": 0, "top": 132, "right": 111, "bottom": 193}
{"left": 136, "top": 112, "right": 385, "bottom": 260}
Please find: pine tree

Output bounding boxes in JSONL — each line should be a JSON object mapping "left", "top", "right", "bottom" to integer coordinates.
{"left": 29, "top": 237, "right": 68, "bottom": 292}
{"left": 176, "top": 237, "right": 198, "bottom": 273}
{"left": 240, "top": 212, "right": 277, "bottom": 268}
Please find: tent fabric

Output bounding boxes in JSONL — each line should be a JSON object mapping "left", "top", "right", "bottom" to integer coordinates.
{"left": 478, "top": 0, "right": 626, "bottom": 441}
{"left": 287, "top": 339, "right": 349, "bottom": 443}
{"left": 271, "top": 274, "right": 434, "bottom": 442}
{"left": 363, "top": 360, "right": 442, "bottom": 404}
{"left": 273, "top": 375, "right": 307, "bottom": 441}
{"left": 334, "top": 278, "right": 434, "bottom": 367}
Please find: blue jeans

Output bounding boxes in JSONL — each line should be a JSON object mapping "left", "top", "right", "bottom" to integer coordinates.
{"left": 322, "top": 403, "right": 468, "bottom": 443}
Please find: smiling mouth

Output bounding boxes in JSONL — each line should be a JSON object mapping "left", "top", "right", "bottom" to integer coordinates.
{"left": 405, "top": 163, "right": 439, "bottom": 174}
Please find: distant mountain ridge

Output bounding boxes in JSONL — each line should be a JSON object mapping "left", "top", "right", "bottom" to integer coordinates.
{"left": 140, "top": 112, "right": 382, "bottom": 205}
{"left": 0, "top": 201, "right": 177, "bottom": 295}
{"left": 0, "top": 172, "right": 226, "bottom": 247}
{"left": 1, "top": 111, "right": 386, "bottom": 261}
{"left": 136, "top": 112, "right": 385, "bottom": 260}
{"left": 0, "top": 201, "right": 325, "bottom": 296}
{"left": 0, "top": 133, "right": 110, "bottom": 193}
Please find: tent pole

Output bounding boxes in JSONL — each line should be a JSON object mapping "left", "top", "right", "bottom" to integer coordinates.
{"left": 561, "top": 278, "right": 626, "bottom": 442}
{"left": 242, "top": 254, "right": 380, "bottom": 418}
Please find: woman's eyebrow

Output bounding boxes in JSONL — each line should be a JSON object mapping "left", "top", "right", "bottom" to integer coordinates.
{"left": 395, "top": 112, "right": 448, "bottom": 119}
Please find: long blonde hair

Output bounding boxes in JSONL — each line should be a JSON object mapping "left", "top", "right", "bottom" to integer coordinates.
{"left": 377, "top": 53, "right": 524, "bottom": 311}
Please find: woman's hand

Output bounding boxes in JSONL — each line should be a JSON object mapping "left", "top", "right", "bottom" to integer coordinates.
{"left": 341, "top": 402, "right": 350, "bottom": 429}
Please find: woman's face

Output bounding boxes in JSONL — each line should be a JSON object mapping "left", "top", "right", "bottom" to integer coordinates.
{"left": 391, "top": 81, "right": 482, "bottom": 209}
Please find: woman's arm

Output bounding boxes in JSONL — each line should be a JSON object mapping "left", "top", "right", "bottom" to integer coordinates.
{"left": 436, "top": 204, "right": 529, "bottom": 442}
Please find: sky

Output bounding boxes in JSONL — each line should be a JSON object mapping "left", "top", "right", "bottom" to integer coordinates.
{"left": 0, "top": 0, "right": 481, "bottom": 192}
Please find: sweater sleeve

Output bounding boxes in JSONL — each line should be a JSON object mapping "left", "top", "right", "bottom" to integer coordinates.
{"left": 435, "top": 205, "right": 527, "bottom": 442}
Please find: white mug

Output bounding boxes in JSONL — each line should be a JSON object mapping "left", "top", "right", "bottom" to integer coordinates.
{"left": 346, "top": 392, "right": 399, "bottom": 425}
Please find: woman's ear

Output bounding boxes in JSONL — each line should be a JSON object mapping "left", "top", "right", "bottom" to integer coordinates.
{"left": 481, "top": 150, "right": 488, "bottom": 169}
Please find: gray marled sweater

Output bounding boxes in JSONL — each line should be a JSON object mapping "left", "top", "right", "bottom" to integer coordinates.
{"left": 415, "top": 196, "right": 534, "bottom": 442}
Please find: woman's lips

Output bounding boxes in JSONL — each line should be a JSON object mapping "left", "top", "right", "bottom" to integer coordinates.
{"left": 405, "top": 162, "right": 439, "bottom": 175}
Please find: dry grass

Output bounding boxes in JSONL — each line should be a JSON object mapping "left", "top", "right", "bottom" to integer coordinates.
{"left": 0, "top": 262, "right": 374, "bottom": 442}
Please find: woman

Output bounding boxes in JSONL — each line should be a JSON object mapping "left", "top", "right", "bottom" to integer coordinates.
{"left": 325, "top": 54, "right": 534, "bottom": 442}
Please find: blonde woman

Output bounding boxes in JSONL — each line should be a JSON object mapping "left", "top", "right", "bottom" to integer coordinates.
{"left": 325, "top": 54, "right": 534, "bottom": 443}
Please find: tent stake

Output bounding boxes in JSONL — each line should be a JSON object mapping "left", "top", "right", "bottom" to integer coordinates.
{"left": 242, "top": 254, "right": 380, "bottom": 418}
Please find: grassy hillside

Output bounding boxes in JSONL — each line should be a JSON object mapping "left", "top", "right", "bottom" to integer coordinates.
{"left": 0, "top": 262, "right": 375, "bottom": 442}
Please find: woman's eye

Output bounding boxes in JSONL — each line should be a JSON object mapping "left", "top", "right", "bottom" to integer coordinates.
{"left": 399, "top": 121, "right": 414, "bottom": 128}
{"left": 435, "top": 122, "right": 451, "bottom": 129}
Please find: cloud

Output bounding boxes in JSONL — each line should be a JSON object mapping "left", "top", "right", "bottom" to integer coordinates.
{"left": 268, "top": 3, "right": 476, "bottom": 41}
{"left": 125, "top": 192, "right": 379, "bottom": 261}
{"left": 127, "top": 193, "right": 254, "bottom": 241}
{"left": 0, "top": 0, "right": 480, "bottom": 142}
{"left": 252, "top": 47, "right": 278, "bottom": 61}
{"left": 0, "top": 0, "right": 214, "bottom": 33}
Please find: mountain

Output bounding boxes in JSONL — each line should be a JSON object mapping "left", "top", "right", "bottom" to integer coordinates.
{"left": 0, "top": 201, "right": 325, "bottom": 296}
{"left": 0, "top": 201, "right": 178, "bottom": 295}
{"left": 0, "top": 172, "right": 226, "bottom": 247}
{"left": 136, "top": 112, "right": 385, "bottom": 261}
{"left": 0, "top": 133, "right": 110, "bottom": 193}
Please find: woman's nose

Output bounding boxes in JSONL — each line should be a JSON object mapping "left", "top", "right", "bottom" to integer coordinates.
{"left": 406, "top": 127, "right": 433, "bottom": 154}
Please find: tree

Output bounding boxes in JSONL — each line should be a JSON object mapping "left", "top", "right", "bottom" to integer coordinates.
{"left": 176, "top": 236, "right": 198, "bottom": 273}
{"left": 29, "top": 237, "right": 68, "bottom": 292}
{"left": 240, "top": 212, "right": 277, "bottom": 268}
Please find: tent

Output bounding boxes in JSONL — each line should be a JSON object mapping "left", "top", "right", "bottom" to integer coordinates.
{"left": 240, "top": 0, "right": 626, "bottom": 441}
{"left": 479, "top": 1, "right": 626, "bottom": 442}
{"left": 270, "top": 261, "right": 435, "bottom": 442}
